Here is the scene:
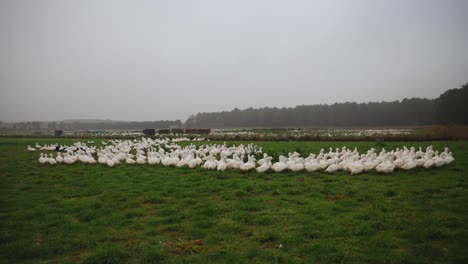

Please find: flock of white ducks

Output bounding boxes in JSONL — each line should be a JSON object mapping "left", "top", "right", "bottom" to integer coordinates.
{"left": 29, "top": 138, "right": 454, "bottom": 175}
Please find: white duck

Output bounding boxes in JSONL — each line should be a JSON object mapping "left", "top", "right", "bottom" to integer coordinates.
{"left": 401, "top": 157, "right": 416, "bottom": 171}
{"left": 217, "top": 157, "right": 228, "bottom": 171}
{"left": 106, "top": 158, "right": 115, "bottom": 167}
{"left": 271, "top": 156, "right": 288, "bottom": 173}
{"left": 126, "top": 157, "right": 136, "bottom": 164}
{"left": 55, "top": 152, "right": 64, "bottom": 163}
{"left": 375, "top": 156, "right": 395, "bottom": 174}
{"left": 136, "top": 155, "right": 147, "bottom": 165}
{"left": 325, "top": 160, "right": 340, "bottom": 173}
{"left": 433, "top": 152, "right": 445, "bottom": 167}
{"left": 289, "top": 158, "right": 305, "bottom": 172}
{"left": 256, "top": 155, "right": 272, "bottom": 173}
{"left": 443, "top": 151, "right": 454, "bottom": 165}
{"left": 240, "top": 156, "right": 256, "bottom": 172}
{"left": 423, "top": 158, "right": 434, "bottom": 169}
{"left": 304, "top": 155, "right": 320, "bottom": 172}
{"left": 187, "top": 154, "right": 200, "bottom": 168}
{"left": 203, "top": 156, "right": 218, "bottom": 170}
{"left": 349, "top": 160, "right": 364, "bottom": 175}
{"left": 39, "top": 153, "right": 46, "bottom": 164}
{"left": 47, "top": 154, "right": 57, "bottom": 165}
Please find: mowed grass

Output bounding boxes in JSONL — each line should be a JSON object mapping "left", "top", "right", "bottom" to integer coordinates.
{"left": 0, "top": 138, "right": 467, "bottom": 263}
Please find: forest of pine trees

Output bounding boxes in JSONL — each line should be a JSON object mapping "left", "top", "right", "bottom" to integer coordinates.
{"left": 2, "top": 84, "right": 467, "bottom": 131}
{"left": 185, "top": 83, "right": 468, "bottom": 128}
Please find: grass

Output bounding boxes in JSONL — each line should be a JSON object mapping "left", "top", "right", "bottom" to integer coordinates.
{"left": 0, "top": 137, "right": 467, "bottom": 263}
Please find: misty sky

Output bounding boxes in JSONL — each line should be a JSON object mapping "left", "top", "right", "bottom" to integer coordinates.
{"left": 1, "top": 0, "right": 467, "bottom": 122}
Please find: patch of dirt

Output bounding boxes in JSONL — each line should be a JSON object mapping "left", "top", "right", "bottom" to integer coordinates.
{"left": 209, "top": 195, "right": 222, "bottom": 201}
{"left": 394, "top": 246, "right": 409, "bottom": 254}
{"left": 68, "top": 216, "right": 80, "bottom": 223}
{"left": 167, "top": 238, "right": 205, "bottom": 255}
{"left": 325, "top": 194, "right": 349, "bottom": 201}
{"left": 432, "top": 240, "right": 449, "bottom": 258}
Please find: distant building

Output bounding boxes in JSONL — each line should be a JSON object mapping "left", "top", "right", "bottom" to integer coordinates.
{"left": 184, "top": 128, "right": 211, "bottom": 135}
{"left": 158, "top": 129, "right": 171, "bottom": 134}
{"left": 158, "top": 128, "right": 211, "bottom": 135}
{"left": 143, "top": 128, "right": 155, "bottom": 136}
{"left": 171, "top": 128, "right": 184, "bottom": 134}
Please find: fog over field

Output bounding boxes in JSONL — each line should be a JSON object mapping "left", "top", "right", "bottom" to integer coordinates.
{"left": 1, "top": 0, "right": 467, "bottom": 122}
{"left": 2, "top": 2, "right": 468, "bottom": 263}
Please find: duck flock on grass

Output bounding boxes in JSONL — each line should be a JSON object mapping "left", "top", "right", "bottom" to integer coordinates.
{"left": 27, "top": 138, "right": 454, "bottom": 175}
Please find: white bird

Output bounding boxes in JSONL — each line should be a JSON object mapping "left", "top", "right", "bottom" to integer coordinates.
{"left": 271, "top": 156, "right": 288, "bottom": 172}
{"left": 148, "top": 155, "right": 160, "bottom": 165}
{"left": 256, "top": 155, "right": 272, "bottom": 173}
{"left": 433, "top": 153, "right": 445, "bottom": 167}
{"left": 64, "top": 153, "right": 76, "bottom": 164}
{"left": 375, "top": 157, "right": 395, "bottom": 174}
{"left": 106, "top": 159, "right": 115, "bottom": 167}
{"left": 203, "top": 156, "right": 218, "bottom": 170}
{"left": 401, "top": 158, "right": 416, "bottom": 171}
{"left": 394, "top": 157, "right": 404, "bottom": 168}
{"left": 423, "top": 158, "right": 434, "bottom": 169}
{"left": 55, "top": 152, "right": 64, "bottom": 163}
{"left": 289, "top": 158, "right": 305, "bottom": 172}
{"left": 217, "top": 157, "right": 228, "bottom": 171}
{"left": 240, "top": 156, "right": 256, "bottom": 172}
{"left": 349, "top": 160, "right": 364, "bottom": 175}
{"left": 126, "top": 157, "right": 136, "bottom": 164}
{"left": 38, "top": 153, "right": 46, "bottom": 164}
{"left": 305, "top": 161, "right": 320, "bottom": 172}
{"left": 28, "top": 139, "right": 453, "bottom": 175}
{"left": 136, "top": 155, "right": 146, "bottom": 165}
{"left": 256, "top": 163, "right": 270, "bottom": 173}
{"left": 47, "top": 154, "right": 57, "bottom": 165}
{"left": 444, "top": 153, "right": 454, "bottom": 165}
{"left": 27, "top": 145, "right": 36, "bottom": 151}
{"left": 325, "top": 161, "right": 340, "bottom": 173}
{"left": 187, "top": 154, "right": 200, "bottom": 168}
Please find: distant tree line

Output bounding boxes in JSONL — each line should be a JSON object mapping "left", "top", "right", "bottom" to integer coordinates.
{"left": 185, "top": 83, "right": 468, "bottom": 128}
{"left": 435, "top": 83, "right": 468, "bottom": 124}
{"left": 58, "top": 120, "right": 183, "bottom": 130}
{"left": 1, "top": 120, "right": 182, "bottom": 132}
{"left": 2, "top": 83, "right": 467, "bottom": 131}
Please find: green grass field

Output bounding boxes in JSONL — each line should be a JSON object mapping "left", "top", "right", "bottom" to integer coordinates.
{"left": 1, "top": 138, "right": 467, "bottom": 263}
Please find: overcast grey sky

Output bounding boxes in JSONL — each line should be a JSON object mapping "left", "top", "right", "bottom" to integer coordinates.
{"left": 1, "top": 0, "right": 467, "bottom": 122}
